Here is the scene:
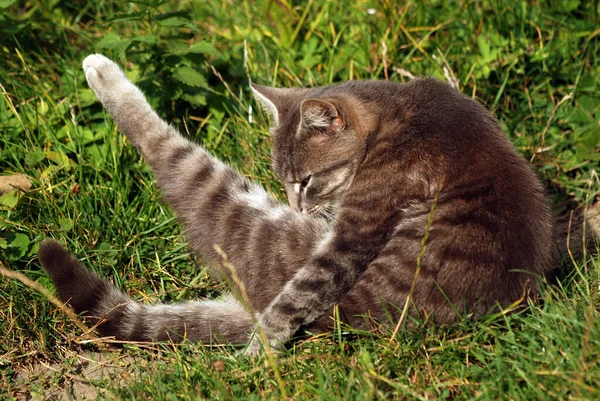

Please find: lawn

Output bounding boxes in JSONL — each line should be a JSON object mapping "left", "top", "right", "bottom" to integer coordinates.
{"left": 1, "top": 0, "right": 599, "bottom": 399}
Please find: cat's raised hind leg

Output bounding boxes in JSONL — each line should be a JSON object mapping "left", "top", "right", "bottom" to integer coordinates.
{"left": 38, "top": 239, "right": 254, "bottom": 344}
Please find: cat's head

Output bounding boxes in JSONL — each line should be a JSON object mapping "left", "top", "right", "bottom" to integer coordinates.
{"left": 251, "top": 83, "right": 375, "bottom": 218}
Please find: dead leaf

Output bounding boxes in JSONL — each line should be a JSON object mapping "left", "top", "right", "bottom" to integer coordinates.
{"left": 0, "top": 174, "right": 32, "bottom": 194}
{"left": 212, "top": 360, "right": 226, "bottom": 372}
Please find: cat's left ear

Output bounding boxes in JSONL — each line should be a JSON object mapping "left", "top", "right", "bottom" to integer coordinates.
{"left": 250, "top": 84, "right": 292, "bottom": 126}
{"left": 300, "top": 99, "right": 345, "bottom": 134}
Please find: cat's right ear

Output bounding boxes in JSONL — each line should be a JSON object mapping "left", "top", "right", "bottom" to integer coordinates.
{"left": 250, "top": 84, "right": 289, "bottom": 126}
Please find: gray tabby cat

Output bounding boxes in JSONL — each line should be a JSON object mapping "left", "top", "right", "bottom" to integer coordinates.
{"left": 38, "top": 54, "right": 556, "bottom": 355}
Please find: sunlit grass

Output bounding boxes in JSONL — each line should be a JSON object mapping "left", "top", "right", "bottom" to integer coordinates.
{"left": 1, "top": 0, "right": 599, "bottom": 399}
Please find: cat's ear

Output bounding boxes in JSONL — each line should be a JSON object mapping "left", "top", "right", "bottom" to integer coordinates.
{"left": 250, "top": 84, "right": 291, "bottom": 126}
{"left": 300, "top": 99, "right": 345, "bottom": 134}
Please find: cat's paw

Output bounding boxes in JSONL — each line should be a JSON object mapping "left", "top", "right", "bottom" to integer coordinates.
{"left": 242, "top": 332, "right": 282, "bottom": 357}
{"left": 82, "top": 54, "right": 128, "bottom": 100}
{"left": 243, "top": 337, "right": 263, "bottom": 357}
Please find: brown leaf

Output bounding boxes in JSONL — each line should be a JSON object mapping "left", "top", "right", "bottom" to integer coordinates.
{"left": 0, "top": 174, "right": 32, "bottom": 194}
{"left": 211, "top": 360, "right": 226, "bottom": 372}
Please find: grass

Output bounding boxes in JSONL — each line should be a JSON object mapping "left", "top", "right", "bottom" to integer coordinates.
{"left": 1, "top": 0, "right": 599, "bottom": 399}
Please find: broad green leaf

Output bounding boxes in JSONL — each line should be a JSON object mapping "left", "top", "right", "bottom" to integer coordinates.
{"left": 164, "top": 39, "right": 189, "bottom": 54}
{"left": 0, "top": 190, "right": 19, "bottom": 208}
{"left": 97, "top": 32, "right": 133, "bottom": 60}
{"left": 172, "top": 66, "right": 208, "bottom": 88}
{"left": 0, "top": 0, "right": 17, "bottom": 9}
{"left": 97, "top": 242, "right": 118, "bottom": 264}
{"left": 78, "top": 88, "right": 98, "bottom": 107}
{"left": 181, "top": 92, "right": 207, "bottom": 107}
{"left": 40, "top": 165, "right": 59, "bottom": 182}
{"left": 108, "top": 11, "right": 148, "bottom": 22}
{"left": 176, "top": 41, "right": 220, "bottom": 56}
{"left": 78, "top": 127, "right": 96, "bottom": 145}
{"left": 55, "top": 125, "right": 70, "bottom": 140}
{"left": 209, "top": 107, "right": 226, "bottom": 123}
{"left": 560, "top": 0, "right": 580, "bottom": 12}
{"left": 5, "top": 233, "right": 30, "bottom": 259}
{"left": 132, "top": 34, "right": 158, "bottom": 45}
{"left": 97, "top": 32, "right": 132, "bottom": 50}
{"left": 579, "top": 74, "right": 597, "bottom": 90}
{"left": 158, "top": 17, "right": 197, "bottom": 30}
{"left": 60, "top": 218, "right": 74, "bottom": 231}
{"left": 578, "top": 96, "right": 600, "bottom": 114}
{"left": 45, "top": 151, "right": 71, "bottom": 169}
{"left": 85, "top": 144, "right": 107, "bottom": 168}
{"left": 477, "top": 36, "right": 491, "bottom": 60}
{"left": 578, "top": 123, "right": 600, "bottom": 150}
{"left": 574, "top": 143, "right": 600, "bottom": 162}
{"left": 25, "top": 149, "right": 45, "bottom": 167}
{"left": 159, "top": 17, "right": 186, "bottom": 27}
{"left": 568, "top": 108, "right": 593, "bottom": 127}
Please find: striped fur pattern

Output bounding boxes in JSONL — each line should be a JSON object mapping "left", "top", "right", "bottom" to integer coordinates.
{"left": 38, "top": 54, "right": 556, "bottom": 354}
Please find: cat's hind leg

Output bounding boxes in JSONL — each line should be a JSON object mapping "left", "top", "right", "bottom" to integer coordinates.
{"left": 39, "top": 239, "right": 254, "bottom": 344}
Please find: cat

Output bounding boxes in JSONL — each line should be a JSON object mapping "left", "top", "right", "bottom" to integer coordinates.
{"left": 38, "top": 54, "right": 556, "bottom": 355}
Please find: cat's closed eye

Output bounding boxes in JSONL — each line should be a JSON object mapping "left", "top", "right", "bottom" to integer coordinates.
{"left": 300, "top": 175, "right": 312, "bottom": 192}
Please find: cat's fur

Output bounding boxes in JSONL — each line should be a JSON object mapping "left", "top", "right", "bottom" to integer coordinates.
{"left": 38, "top": 54, "right": 556, "bottom": 354}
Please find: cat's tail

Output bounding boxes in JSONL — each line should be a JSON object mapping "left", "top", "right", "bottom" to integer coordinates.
{"left": 38, "top": 239, "right": 254, "bottom": 345}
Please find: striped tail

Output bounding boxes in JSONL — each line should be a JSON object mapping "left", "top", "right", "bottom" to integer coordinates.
{"left": 38, "top": 239, "right": 254, "bottom": 345}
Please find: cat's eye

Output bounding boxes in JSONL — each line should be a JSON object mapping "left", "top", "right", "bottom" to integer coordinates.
{"left": 300, "top": 175, "right": 312, "bottom": 192}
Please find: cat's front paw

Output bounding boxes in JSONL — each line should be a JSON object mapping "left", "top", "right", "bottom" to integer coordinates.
{"left": 243, "top": 330, "right": 283, "bottom": 357}
{"left": 82, "top": 54, "right": 128, "bottom": 102}
{"left": 243, "top": 336, "right": 263, "bottom": 357}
